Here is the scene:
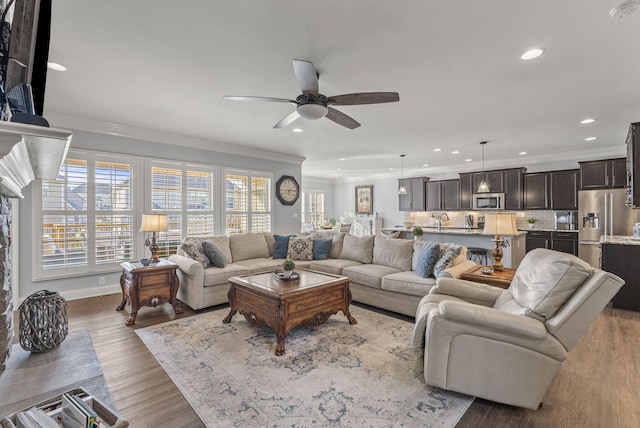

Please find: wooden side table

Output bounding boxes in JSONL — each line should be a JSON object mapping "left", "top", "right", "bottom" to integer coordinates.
{"left": 460, "top": 265, "right": 516, "bottom": 289}
{"left": 117, "top": 259, "right": 183, "bottom": 325}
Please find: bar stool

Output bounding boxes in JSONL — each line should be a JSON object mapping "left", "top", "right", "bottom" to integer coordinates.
{"left": 467, "top": 247, "right": 488, "bottom": 265}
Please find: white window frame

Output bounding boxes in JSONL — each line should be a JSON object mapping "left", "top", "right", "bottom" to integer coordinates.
{"left": 224, "top": 168, "right": 273, "bottom": 234}
{"left": 302, "top": 189, "right": 325, "bottom": 229}
{"left": 32, "top": 150, "right": 139, "bottom": 280}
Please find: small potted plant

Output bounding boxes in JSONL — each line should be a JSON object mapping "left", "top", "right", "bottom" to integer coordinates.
{"left": 412, "top": 226, "right": 424, "bottom": 240}
{"left": 528, "top": 218, "right": 537, "bottom": 229}
{"left": 281, "top": 257, "right": 296, "bottom": 279}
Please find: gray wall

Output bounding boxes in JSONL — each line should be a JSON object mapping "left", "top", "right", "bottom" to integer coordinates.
{"left": 17, "top": 130, "right": 302, "bottom": 300}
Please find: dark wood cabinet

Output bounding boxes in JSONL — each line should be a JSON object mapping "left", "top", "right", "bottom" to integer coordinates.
{"left": 442, "top": 179, "right": 460, "bottom": 210}
{"left": 601, "top": 243, "right": 640, "bottom": 311}
{"left": 473, "top": 170, "right": 504, "bottom": 193}
{"left": 526, "top": 230, "right": 550, "bottom": 252}
{"left": 504, "top": 168, "right": 525, "bottom": 210}
{"left": 627, "top": 123, "right": 640, "bottom": 207}
{"left": 550, "top": 231, "right": 578, "bottom": 256}
{"left": 459, "top": 173, "right": 473, "bottom": 210}
{"left": 524, "top": 172, "right": 551, "bottom": 209}
{"left": 579, "top": 158, "right": 626, "bottom": 190}
{"left": 426, "top": 181, "right": 442, "bottom": 210}
{"left": 399, "top": 177, "right": 428, "bottom": 211}
{"left": 550, "top": 169, "right": 579, "bottom": 210}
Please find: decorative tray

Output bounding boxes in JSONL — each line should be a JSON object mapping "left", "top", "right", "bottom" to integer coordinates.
{"left": 273, "top": 271, "right": 300, "bottom": 281}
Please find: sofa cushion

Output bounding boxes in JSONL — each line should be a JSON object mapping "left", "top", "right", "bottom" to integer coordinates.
{"left": 309, "top": 259, "right": 362, "bottom": 275}
{"left": 201, "top": 240, "right": 226, "bottom": 268}
{"left": 181, "top": 237, "right": 210, "bottom": 267}
{"left": 206, "top": 235, "right": 232, "bottom": 264}
{"left": 381, "top": 271, "right": 437, "bottom": 297}
{"left": 288, "top": 236, "right": 314, "bottom": 261}
{"left": 493, "top": 290, "right": 546, "bottom": 322}
{"left": 263, "top": 233, "right": 275, "bottom": 256}
{"left": 312, "top": 238, "right": 333, "bottom": 260}
{"left": 233, "top": 257, "right": 311, "bottom": 272}
{"left": 415, "top": 242, "right": 440, "bottom": 278}
{"left": 229, "top": 233, "right": 270, "bottom": 262}
{"left": 509, "top": 248, "right": 593, "bottom": 319}
{"left": 203, "top": 264, "right": 251, "bottom": 287}
{"left": 312, "top": 232, "right": 347, "bottom": 259}
{"left": 433, "top": 243, "right": 464, "bottom": 277}
{"left": 340, "top": 234, "right": 375, "bottom": 264}
{"left": 273, "top": 234, "right": 293, "bottom": 259}
{"left": 342, "top": 264, "right": 401, "bottom": 289}
{"left": 372, "top": 236, "right": 413, "bottom": 271}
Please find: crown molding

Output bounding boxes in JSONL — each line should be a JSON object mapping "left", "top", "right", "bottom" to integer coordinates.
{"left": 43, "top": 111, "right": 306, "bottom": 165}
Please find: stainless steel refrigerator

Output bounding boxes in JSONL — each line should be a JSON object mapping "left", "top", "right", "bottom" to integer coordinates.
{"left": 578, "top": 188, "right": 640, "bottom": 267}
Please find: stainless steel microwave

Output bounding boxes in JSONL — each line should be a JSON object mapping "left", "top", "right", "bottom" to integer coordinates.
{"left": 472, "top": 193, "right": 505, "bottom": 210}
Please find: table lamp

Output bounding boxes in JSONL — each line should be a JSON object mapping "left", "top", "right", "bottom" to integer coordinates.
{"left": 482, "top": 212, "right": 518, "bottom": 272}
{"left": 140, "top": 214, "right": 168, "bottom": 263}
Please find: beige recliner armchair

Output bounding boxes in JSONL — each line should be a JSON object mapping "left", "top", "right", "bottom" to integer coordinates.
{"left": 411, "top": 248, "right": 624, "bottom": 410}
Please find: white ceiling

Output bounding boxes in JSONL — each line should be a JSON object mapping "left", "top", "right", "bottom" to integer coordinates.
{"left": 43, "top": 1, "right": 640, "bottom": 181}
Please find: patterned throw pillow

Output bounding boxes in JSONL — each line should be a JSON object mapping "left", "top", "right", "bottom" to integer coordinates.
{"left": 415, "top": 242, "right": 440, "bottom": 278}
{"left": 433, "top": 243, "right": 464, "bottom": 277}
{"left": 202, "top": 240, "right": 226, "bottom": 268}
{"left": 181, "top": 237, "right": 210, "bottom": 267}
{"left": 287, "top": 236, "right": 314, "bottom": 261}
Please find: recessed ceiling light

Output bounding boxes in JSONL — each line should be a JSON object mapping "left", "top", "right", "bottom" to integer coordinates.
{"left": 521, "top": 48, "right": 545, "bottom": 60}
{"left": 465, "top": 158, "right": 472, "bottom": 162}
{"left": 339, "top": 158, "right": 346, "bottom": 161}
{"left": 519, "top": 151, "right": 528, "bottom": 155}
{"left": 292, "top": 128, "right": 303, "bottom": 133}
{"left": 47, "top": 61, "right": 67, "bottom": 71}
{"left": 422, "top": 164, "right": 429, "bottom": 167}
{"left": 585, "top": 137, "right": 597, "bottom": 141}
{"left": 581, "top": 118, "right": 596, "bottom": 124}
{"left": 433, "top": 148, "right": 442, "bottom": 152}
{"left": 452, "top": 150, "right": 460, "bottom": 154}
{"left": 336, "top": 168, "right": 342, "bottom": 171}
{"left": 388, "top": 167, "right": 394, "bottom": 171}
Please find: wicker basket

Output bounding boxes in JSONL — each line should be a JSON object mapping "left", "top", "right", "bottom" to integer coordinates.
{"left": 18, "top": 290, "right": 68, "bottom": 353}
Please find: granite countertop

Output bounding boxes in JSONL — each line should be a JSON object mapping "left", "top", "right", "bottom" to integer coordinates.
{"left": 382, "top": 227, "right": 527, "bottom": 236}
{"left": 519, "top": 228, "right": 579, "bottom": 233}
{"left": 600, "top": 235, "right": 640, "bottom": 245}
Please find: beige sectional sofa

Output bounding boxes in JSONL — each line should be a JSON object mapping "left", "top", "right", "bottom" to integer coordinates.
{"left": 168, "top": 232, "right": 475, "bottom": 317}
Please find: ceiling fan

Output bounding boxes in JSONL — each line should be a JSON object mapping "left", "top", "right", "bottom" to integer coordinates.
{"left": 223, "top": 59, "right": 400, "bottom": 129}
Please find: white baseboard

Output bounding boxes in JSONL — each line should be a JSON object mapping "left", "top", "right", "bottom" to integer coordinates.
{"left": 16, "top": 284, "right": 121, "bottom": 306}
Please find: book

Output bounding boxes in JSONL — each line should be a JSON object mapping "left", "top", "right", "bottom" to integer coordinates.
{"left": 61, "top": 393, "right": 100, "bottom": 428}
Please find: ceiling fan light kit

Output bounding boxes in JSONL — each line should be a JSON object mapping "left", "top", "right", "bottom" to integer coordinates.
{"left": 224, "top": 59, "right": 399, "bottom": 129}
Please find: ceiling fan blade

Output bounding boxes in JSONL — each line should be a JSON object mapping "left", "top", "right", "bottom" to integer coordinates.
{"left": 328, "top": 92, "right": 400, "bottom": 106}
{"left": 326, "top": 107, "right": 360, "bottom": 129}
{"left": 292, "top": 59, "right": 319, "bottom": 96}
{"left": 273, "top": 110, "right": 301, "bottom": 129}
{"left": 223, "top": 95, "right": 296, "bottom": 104}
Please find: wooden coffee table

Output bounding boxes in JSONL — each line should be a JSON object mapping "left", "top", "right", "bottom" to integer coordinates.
{"left": 223, "top": 269, "right": 357, "bottom": 356}
{"left": 460, "top": 265, "right": 516, "bottom": 289}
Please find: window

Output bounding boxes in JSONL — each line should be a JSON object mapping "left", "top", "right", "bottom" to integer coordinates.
{"left": 225, "top": 170, "right": 272, "bottom": 234}
{"left": 37, "top": 153, "right": 133, "bottom": 278}
{"left": 149, "top": 161, "right": 216, "bottom": 257}
{"left": 302, "top": 190, "right": 325, "bottom": 228}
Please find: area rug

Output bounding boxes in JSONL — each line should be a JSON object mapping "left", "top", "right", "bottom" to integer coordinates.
{"left": 0, "top": 329, "right": 116, "bottom": 416}
{"left": 137, "top": 305, "right": 474, "bottom": 427}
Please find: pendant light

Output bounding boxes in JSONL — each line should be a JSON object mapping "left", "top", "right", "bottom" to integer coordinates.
{"left": 398, "top": 154, "right": 407, "bottom": 194}
{"left": 477, "top": 141, "right": 490, "bottom": 193}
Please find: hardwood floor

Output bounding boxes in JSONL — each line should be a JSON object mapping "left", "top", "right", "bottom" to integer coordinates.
{"left": 12, "top": 294, "right": 640, "bottom": 427}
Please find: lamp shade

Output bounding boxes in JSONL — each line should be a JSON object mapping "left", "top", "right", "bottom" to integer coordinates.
{"left": 140, "top": 214, "right": 168, "bottom": 232}
{"left": 482, "top": 212, "right": 518, "bottom": 236}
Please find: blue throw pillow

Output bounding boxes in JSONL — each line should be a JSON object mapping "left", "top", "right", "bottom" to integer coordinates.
{"left": 202, "top": 240, "right": 226, "bottom": 268}
{"left": 415, "top": 242, "right": 440, "bottom": 278}
{"left": 274, "top": 234, "right": 293, "bottom": 259}
{"left": 312, "top": 238, "right": 333, "bottom": 260}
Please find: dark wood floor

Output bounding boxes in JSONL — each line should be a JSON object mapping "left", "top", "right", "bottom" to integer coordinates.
{"left": 12, "top": 294, "right": 640, "bottom": 427}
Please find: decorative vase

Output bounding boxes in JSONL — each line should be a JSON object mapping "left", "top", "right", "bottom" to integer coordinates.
{"left": 282, "top": 269, "right": 294, "bottom": 279}
{"left": 528, "top": 223, "right": 535, "bottom": 230}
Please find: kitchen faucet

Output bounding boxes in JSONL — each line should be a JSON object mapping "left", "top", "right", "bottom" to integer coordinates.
{"left": 437, "top": 212, "right": 449, "bottom": 229}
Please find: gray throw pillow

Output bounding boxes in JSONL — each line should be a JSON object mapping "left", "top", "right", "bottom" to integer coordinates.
{"left": 202, "top": 240, "right": 226, "bottom": 268}
{"left": 433, "top": 243, "right": 463, "bottom": 277}
{"left": 181, "top": 237, "right": 210, "bottom": 268}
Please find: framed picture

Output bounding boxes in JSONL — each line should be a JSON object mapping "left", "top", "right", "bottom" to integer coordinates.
{"left": 355, "top": 185, "right": 373, "bottom": 215}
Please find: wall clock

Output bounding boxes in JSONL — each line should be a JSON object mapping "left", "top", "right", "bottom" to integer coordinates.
{"left": 276, "top": 175, "right": 300, "bottom": 205}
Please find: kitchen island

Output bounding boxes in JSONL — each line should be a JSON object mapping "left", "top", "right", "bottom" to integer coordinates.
{"left": 600, "top": 235, "right": 640, "bottom": 312}
{"left": 382, "top": 227, "right": 526, "bottom": 269}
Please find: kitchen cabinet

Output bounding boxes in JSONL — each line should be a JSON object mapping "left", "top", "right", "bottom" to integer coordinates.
{"left": 579, "top": 158, "right": 626, "bottom": 190}
{"left": 526, "top": 230, "right": 550, "bottom": 252}
{"left": 399, "top": 177, "right": 428, "bottom": 211}
{"left": 550, "top": 231, "right": 578, "bottom": 256}
{"left": 426, "top": 180, "right": 460, "bottom": 211}
{"left": 504, "top": 168, "right": 525, "bottom": 210}
{"left": 524, "top": 172, "right": 551, "bottom": 209}
{"left": 550, "top": 169, "right": 579, "bottom": 210}
{"left": 473, "top": 170, "right": 504, "bottom": 193}
{"left": 627, "top": 122, "right": 640, "bottom": 207}
{"left": 601, "top": 243, "right": 640, "bottom": 311}
{"left": 459, "top": 173, "right": 473, "bottom": 210}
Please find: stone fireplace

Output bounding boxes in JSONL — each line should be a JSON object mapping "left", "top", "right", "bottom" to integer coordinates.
{"left": 0, "top": 194, "right": 11, "bottom": 369}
